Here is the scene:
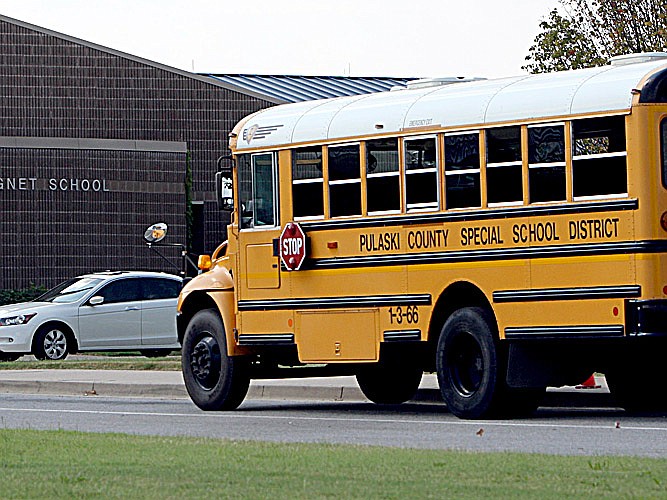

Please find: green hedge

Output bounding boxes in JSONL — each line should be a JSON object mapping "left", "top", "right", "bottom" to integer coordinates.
{"left": 0, "top": 284, "right": 48, "bottom": 306}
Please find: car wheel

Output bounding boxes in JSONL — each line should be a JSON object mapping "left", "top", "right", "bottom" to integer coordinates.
{"left": 0, "top": 353, "right": 22, "bottom": 362}
{"left": 182, "top": 309, "right": 250, "bottom": 410}
{"left": 33, "top": 325, "right": 70, "bottom": 361}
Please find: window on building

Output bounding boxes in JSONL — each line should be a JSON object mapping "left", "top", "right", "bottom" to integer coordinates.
{"left": 572, "top": 115, "right": 627, "bottom": 199}
{"left": 328, "top": 144, "right": 361, "bottom": 217}
{"left": 445, "top": 132, "right": 480, "bottom": 209}
{"left": 528, "top": 124, "right": 566, "bottom": 203}
{"left": 367, "top": 138, "right": 400, "bottom": 214}
{"left": 404, "top": 137, "right": 439, "bottom": 211}
{"left": 237, "top": 153, "right": 278, "bottom": 229}
{"left": 292, "top": 147, "right": 324, "bottom": 219}
{"left": 486, "top": 126, "right": 523, "bottom": 205}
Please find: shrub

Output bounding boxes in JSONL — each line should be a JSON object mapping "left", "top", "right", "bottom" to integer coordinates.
{"left": 0, "top": 284, "right": 48, "bottom": 306}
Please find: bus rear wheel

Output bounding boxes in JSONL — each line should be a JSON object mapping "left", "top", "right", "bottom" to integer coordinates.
{"left": 606, "top": 362, "right": 667, "bottom": 413}
{"left": 436, "top": 307, "right": 504, "bottom": 419}
{"left": 356, "top": 350, "right": 423, "bottom": 404}
{"left": 182, "top": 309, "right": 250, "bottom": 411}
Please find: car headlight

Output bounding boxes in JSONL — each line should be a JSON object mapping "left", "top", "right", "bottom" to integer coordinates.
{"left": 0, "top": 313, "right": 36, "bottom": 327}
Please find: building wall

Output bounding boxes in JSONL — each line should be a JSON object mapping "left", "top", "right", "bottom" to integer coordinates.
{"left": 0, "top": 17, "right": 273, "bottom": 289}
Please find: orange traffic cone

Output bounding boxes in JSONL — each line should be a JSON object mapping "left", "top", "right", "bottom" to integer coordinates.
{"left": 575, "top": 373, "right": 601, "bottom": 389}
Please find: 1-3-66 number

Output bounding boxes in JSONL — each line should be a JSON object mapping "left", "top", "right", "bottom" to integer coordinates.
{"left": 388, "top": 305, "right": 419, "bottom": 324}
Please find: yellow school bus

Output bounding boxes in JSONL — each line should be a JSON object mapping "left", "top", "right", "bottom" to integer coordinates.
{"left": 177, "top": 53, "right": 667, "bottom": 419}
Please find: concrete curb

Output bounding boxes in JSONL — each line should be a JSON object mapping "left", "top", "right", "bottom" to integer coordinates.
{"left": 0, "top": 370, "right": 615, "bottom": 408}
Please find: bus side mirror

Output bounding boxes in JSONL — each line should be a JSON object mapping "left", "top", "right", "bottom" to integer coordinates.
{"left": 216, "top": 155, "right": 234, "bottom": 211}
{"left": 143, "top": 222, "right": 168, "bottom": 243}
{"left": 215, "top": 171, "right": 233, "bottom": 211}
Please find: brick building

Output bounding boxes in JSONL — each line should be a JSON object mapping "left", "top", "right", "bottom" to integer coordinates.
{"left": 0, "top": 14, "right": 409, "bottom": 290}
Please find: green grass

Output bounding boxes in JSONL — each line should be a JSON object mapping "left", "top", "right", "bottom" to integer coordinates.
{"left": 1, "top": 429, "right": 666, "bottom": 499}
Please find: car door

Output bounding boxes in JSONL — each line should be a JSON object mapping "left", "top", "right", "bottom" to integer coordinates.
{"left": 78, "top": 278, "right": 142, "bottom": 348}
{"left": 140, "top": 277, "right": 181, "bottom": 346}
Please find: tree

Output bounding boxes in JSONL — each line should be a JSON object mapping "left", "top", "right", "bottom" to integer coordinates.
{"left": 524, "top": 0, "right": 667, "bottom": 73}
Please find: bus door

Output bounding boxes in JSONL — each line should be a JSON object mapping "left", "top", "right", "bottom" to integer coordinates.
{"left": 237, "top": 152, "right": 281, "bottom": 290}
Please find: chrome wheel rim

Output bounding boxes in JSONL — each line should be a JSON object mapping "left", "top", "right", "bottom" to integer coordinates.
{"left": 44, "top": 329, "right": 67, "bottom": 360}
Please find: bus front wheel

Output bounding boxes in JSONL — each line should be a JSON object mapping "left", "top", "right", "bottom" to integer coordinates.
{"left": 436, "top": 307, "right": 503, "bottom": 419}
{"left": 182, "top": 309, "right": 250, "bottom": 411}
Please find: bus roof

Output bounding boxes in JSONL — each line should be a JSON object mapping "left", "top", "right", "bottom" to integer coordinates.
{"left": 231, "top": 57, "right": 667, "bottom": 151}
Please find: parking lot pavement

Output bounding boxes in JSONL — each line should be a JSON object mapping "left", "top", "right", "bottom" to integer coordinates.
{"left": 0, "top": 369, "right": 614, "bottom": 407}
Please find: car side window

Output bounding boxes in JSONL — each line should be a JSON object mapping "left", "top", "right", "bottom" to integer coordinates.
{"left": 96, "top": 279, "right": 142, "bottom": 304}
{"left": 142, "top": 278, "right": 181, "bottom": 300}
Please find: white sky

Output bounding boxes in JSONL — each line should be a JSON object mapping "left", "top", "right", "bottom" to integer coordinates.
{"left": 0, "top": 0, "right": 558, "bottom": 78}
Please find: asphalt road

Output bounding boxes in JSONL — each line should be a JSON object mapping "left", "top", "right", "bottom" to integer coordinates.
{"left": 2, "top": 393, "right": 667, "bottom": 457}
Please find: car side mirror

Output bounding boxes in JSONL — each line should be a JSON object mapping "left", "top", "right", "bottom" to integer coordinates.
{"left": 89, "top": 296, "right": 104, "bottom": 306}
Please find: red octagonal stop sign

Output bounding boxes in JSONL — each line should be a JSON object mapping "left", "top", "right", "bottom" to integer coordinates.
{"left": 279, "top": 222, "right": 307, "bottom": 271}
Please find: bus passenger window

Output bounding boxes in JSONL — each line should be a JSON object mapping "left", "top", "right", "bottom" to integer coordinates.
{"left": 367, "top": 138, "right": 400, "bottom": 214}
{"left": 444, "top": 133, "right": 480, "bottom": 209}
{"left": 404, "top": 137, "right": 439, "bottom": 211}
{"left": 572, "top": 116, "right": 627, "bottom": 199}
{"left": 292, "top": 147, "right": 324, "bottom": 219}
{"left": 328, "top": 144, "right": 361, "bottom": 217}
{"left": 237, "top": 153, "right": 278, "bottom": 229}
{"left": 528, "top": 124, "right": 566, "bottom": 203}
{"left": 486, "top": 126, "right": 523, "bottom": 205}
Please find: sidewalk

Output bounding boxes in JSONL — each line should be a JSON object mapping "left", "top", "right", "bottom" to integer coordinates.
{"left": 0, "top": 369, "right": 615, "bottom": 407}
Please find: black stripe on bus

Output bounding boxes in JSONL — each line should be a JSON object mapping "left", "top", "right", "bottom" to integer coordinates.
{"left": 238, "top": 293, "right": 432, "bottom": 311}
{"left": 493, "top": 285, "right": 641, "bottom": 303}
{"left": 300, "top": 199, "right": 638, "bottom": 232}
{"left": 305, "top": 240, "right": 667, "bottom": 270}
{"left": 237, "top": 334, "right": 295, "bottom": 346}
{"left": 504, "top": 325, "right": 625, "bottom": 339}
{"left": 383, "top": 330, "right": 422, "bottom": 342}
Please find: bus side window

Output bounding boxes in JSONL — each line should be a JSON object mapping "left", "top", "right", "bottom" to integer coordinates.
{"left": 237, "top": 153, "right": 278, "bottom": 229}
{"left": 367, "top": 138, "right": 400, "bottom": 214}
{"left": 486, "top": 126, "right": 523, "bottom": 205}
{"left": 528, "top": 124, "right": 566, "bottom": 203}
{"left": 237, "top": 154, "right": 254, "bottom": 228}
{"left": 329, "top": 144, "right": 362, "bottom": 217}
{"left": 572, "top": 116, "right": 627, "bottom": 199}
{"left": 404, "top": 137, "right": 439, "bottom": 211}
{"left": 444, "top": 132, "right": 481, "bottom": 209}
{"left": 292, "top": 147, "right": 324, "bottom": 219}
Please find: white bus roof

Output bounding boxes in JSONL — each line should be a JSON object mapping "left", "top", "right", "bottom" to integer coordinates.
{"left": 232, "top": 57, "right": 667, "bottom": 151}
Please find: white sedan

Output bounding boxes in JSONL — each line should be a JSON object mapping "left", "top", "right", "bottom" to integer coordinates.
{"left": 0, "top": 271, "right": 182, "bottom": 361}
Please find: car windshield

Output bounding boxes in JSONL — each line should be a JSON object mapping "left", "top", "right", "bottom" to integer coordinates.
{"left": 35, "top": 277, "right": 104, "bottom": 303}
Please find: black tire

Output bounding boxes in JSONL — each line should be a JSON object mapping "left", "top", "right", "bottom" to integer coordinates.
{"left": 436, "top": 307, "right": 504, "bottom": 419}
{"left": 606, "top": 366, "right": 667, "bottom": 413}
{"left": 33, "top": 325, "right": 70, "bottom": 361}
{"left": 356, "top": 352, "right": 423, "bottom": 404}
{"left": 0, "top": 353, "right": 21, "bottom": 362}
{"left": 140, "top": 349, "right": 173, "bottom": 358}
{"left": 181, "top": 309, "right": 250, "bottom": 411}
